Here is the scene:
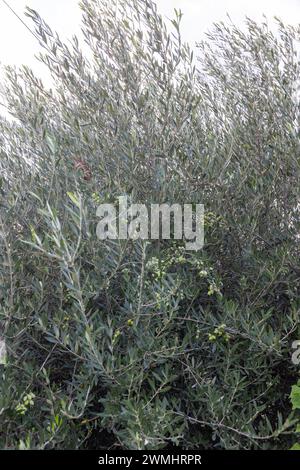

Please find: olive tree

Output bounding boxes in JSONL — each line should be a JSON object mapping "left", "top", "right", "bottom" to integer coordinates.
{"left": 0, "top": 0, "right": 299, "bottom": 450}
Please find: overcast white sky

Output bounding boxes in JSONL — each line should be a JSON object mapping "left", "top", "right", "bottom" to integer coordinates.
{"left": 0, "top": 0, "right": 299, "bottom": 85}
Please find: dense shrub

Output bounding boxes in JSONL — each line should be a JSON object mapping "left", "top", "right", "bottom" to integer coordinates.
{"left": 0, "top": 0, "right": 300, "bottom": 449}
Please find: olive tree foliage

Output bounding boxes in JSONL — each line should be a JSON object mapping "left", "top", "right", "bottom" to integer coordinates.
{"left": 0, "top": 0, "right": 300, "bottom": 449}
